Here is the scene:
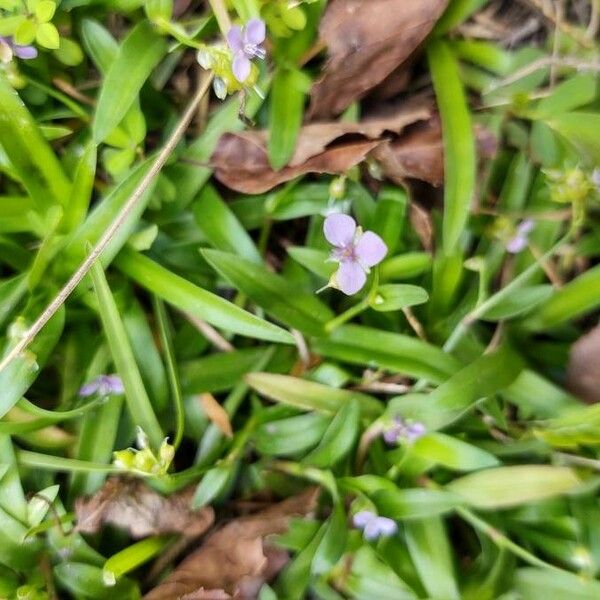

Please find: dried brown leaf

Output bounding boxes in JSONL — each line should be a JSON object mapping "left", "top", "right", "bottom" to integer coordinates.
{"left": 143, "top": 488, "right": 320, "bottom": 600}
{"left": 75, "top": 478, "right": 214, "bottom": 539}
{"left": 373, "top": 118, "right": 498, "bottom": 187}
{"left": 200, "top": 393, "right": 234, "bottom": 438}
{"left": 211, "top": 103, "right": 431, "bottom": 194}
{"left": 566, "top": 324, "right": 600, "bottom": 404}
{"left": 308, "top": 0, "right": 449, "bottom": 119}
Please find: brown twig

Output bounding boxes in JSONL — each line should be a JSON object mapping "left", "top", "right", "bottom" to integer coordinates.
{"left": 0, "top": 74, "right": 215, "bottom": 376}
{"left": 52, "top": 78, "right": 96, "bottom": 106}
{"left": 486, "top": 56, "right": 600, "bottom": 92}
{"left": 183, "top": 311, "right": 234, "bottom": 352}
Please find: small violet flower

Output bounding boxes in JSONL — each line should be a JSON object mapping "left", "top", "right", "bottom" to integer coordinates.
{"left": 324, "top": 213, "right": 387, "bottom": 295}
{"left": 227, "top": 18, "right": 266, "bottom": 83}
{"left": 383, "top": 416, "right": 426, "bottom": 445}
{"left": 0, "top": 36, "right": 37, "bottom": 63}
{"left": 506, "top": 219, "right": 534, "bottom": 254}
{"left": 353, "top": 510, "right": 398, "bottom": 541}
{"left": 79, "top": 374, "right": 124, "bottom": 398}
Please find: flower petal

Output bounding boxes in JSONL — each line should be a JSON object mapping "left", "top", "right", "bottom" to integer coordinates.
{"left": 337, "top": 260, "right": 367, "bottom": 295}
{"left": 227, "top": 26, "right": 244, "bottom": 53}
{"left": 79, "top": 381, "right": 99, "bottom": 397}
{"left": 232, "top": 53, "right": 251, "bottom": 82}
{"left": 506, "top": 234, "right": 527, "bottom": 254}
{"left": 323, "top": 213, "right": 356, "bottom": 247}
{"left": 374, "top": 517, "right": 398, "bottom": 537}
{"left": 352, "top": 510, "right": 375, "bottom": 528}
{"left": 517, "top": 219, "right": 535, "bottom": 235}
{"left": 14, "top": 44, "right": 37, "bottom": 59}
{"left": 106, "top": 374, "right": 125, "bottom": 395}
{"left": 363, "top": 519, "right": 382, "bottom": 540}
{"left": 244, "top": 18, "right": 266, "bottom": 45}
{"left": 355, "top": 231, "right": 387, "bottom": 267}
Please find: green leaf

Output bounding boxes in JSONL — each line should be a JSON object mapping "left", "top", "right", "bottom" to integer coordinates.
{"left": 0, "top": 435, "right": 28, "bottom": 523}
{"left": 389, "top": 346, "right": 523, "bottom": 429}
{"left": 268, "top": 67, "right": 307, "bottom": 169}
{"left": 80, "top": 19, "right": 118, "bottom": 74}
{"left": 61, "top": 142, "right": 97, "bottom": 233}
{"left": 93, "top": 21, "right": 167, "bottom": 143}
{"left": 370, "top": 284, "right": 429, "bottom": 312}
{"left": 514, "top": 567, "right": 600, "bottom": 599}
{"left": 379, "top": 253, "right": 432, "bottom": 281}
{"left": 192, "top": 465, "right": 232, "bottom": 508}
{"left": 548, "top": 112, "right": 600, "bottom": 163}
{"left": 103, "top": 536, "right": 169, "bottom": 585}
{"left": 481, "top": 284, "right": 553, "bottom": 321}
{"left": 54, "top": 563, "right": 139, "bottom": 599}
{"left": 528, "top": 73, "right": 598, "bottom": 120}
{"left": 303, "top": 399, "right": 360, "bottom": 467}
{"left": 345, "top": 546, "right": 417, "bottom": 600}
{"left": 313, "top": 324, "right": 461, "bottom": 384}
{"left": 246, "top": 372, "right": 382, "bottom": 418}
{"left": 428, "top": 39, "right": 476, "bottom": 254}
{"left": 202, "top": 249, "right": 333, "bottom": 335}
{"left": 411, "top": 433, "right": 499, "bottom": 471}
{"left": 193, "top": 185, "right": 262, "bottom": 264}
{"left": 254, "top": 412, "right": 330, "bottom": 456}
{"left": 311, "top": 503, "right": 347, "bottom": 574}
{"left": 90, "top": 260, "right": 164, "bottom": 448}
{"left": 115, "top": 248, "right": 294, "bottom": 344}
{"left": 27, "top": 484, "right": 59, "bottom": 527}
{"left": 446, "top": 465, "right": 581, "bottom": 509}
{"left": 14, "top": 19, "right": 36, "bottom": 45}
{"left": 405, "top": 517, "right": 460, "bottom": 600}
{"left": 374, "top": 488, "right": 462, "bottom": 520}
{"left": 525, "top": 264, "right": 600, "bottom": 330}
{"left": 372, "top": 187, "right": 407, "bottom": 255}
{"left": 288, "top": 246, "right": 335, "bottom": 280}
{"left": 0, "top": 71, "right": 71, "bottom": 209}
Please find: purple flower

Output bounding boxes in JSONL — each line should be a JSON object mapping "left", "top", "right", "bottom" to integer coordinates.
{"left": 0, "top": 36, "right": 37, "bottom": 63}
{"left": 324, "top": 213, "right": 387, "bottom": 295}
{"left": 383, "top": 416, "right": 426, "bottom": 445}
{"left": 506, "top": 219, "right": 534, "bottom": 254}
{"left": 592, "top": 168, "right": 600, "bottom": 191}
{"left": 227, "top": 18, "right": 266, "bottom": 83}
{"left": 353, "top": 510, "right": 398, "bottom": 541}
{"left": 79, "top": 374, "right": 124, "bottom": 397}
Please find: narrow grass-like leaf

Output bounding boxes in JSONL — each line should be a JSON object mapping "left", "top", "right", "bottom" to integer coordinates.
{"left": 375, "top": 488, "right": 462, "bottom": 520}
{"left": 93, "top": 21, "right": 167, "bottom": 143}
{"left": 481, "top": 285, "right": 553, "bottom": 321}
{"left": 54, "top": 563, "right": 139, "bottom": 600}
{"left": 0, "top": 436, "right": 27, "bottom": 523}
{"left": 254, "top": 412, "right": 330, "bottom": 456}
{"left": 0, "top": 197, "right": 36, "bottom": 233}
{"left": 303, "top": 399, "right": 360, "bottom": 467}
{"left": 547, "top": 112, "right": 600, "bottom": 163}
{"left": 446, "top": 466, "right": 581, "bottom": 509}
{"left": 246, "top": 372, "right": 382, "bottom": 417}
{"left": 90, "top": 260, "right": 164, "bottom": 448}
{"left": 514, "top": 567, "right": 600, "bottom": 599}
{"left": 405, "top": 517, "right": 460, "bottom": 600}
{"left": 103, "top": 536, "right": 169, "bottom": 586}
{"left": 193, "top": 185, "right": 262, "bottom": 264}
{"left": 411, "top": 433, "right": 500, "bottom": 471}
{"left": 268, "top": 66, "right": 307, "bottom": 169}
{"left": 313, "top": 324, "right": 461, "bottom": 384}
{"left": 525, "top": 264, "right": 600, "bottom": 330}
{"left": 389, "top": 346, "right": 523, "bottom": 429}
{"left": 311, "top": 503, "right": 347, "bottom": 574}
{"left": 202, "top": 249, "right": 333, "bottom": 335}
{"left": 0, "top": 72, "right": 71, "bottom": 209}
{"left": 115, "top": 248, "right": 294, "bottom": 344}
{"left": 428, "top": 39, "right": 476, "bottom": 254}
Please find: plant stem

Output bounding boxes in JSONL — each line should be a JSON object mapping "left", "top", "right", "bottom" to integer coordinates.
{"left": 456, "top": 506, "right": 563, "bottom": 571}
{"left": 0, "top": 74, "right": 214, "bottom": 376}
{"left": 207, "top": 0, "right": 232, "bottom": 34}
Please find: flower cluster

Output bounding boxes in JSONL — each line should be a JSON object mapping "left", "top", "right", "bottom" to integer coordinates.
{"left": 353, "top": 510, "right": 398, "bottom": 540}
{"left": 197, "top": 18, "right": 266, "bottom": 99}
{"left": 112, "top": 427, "right": 175, "bottom": 476}
{"left": 323, "top": 213, "right": 387, "bottom": 295}
{"left": 382, "top": 416, "right": 426, "bottom": 445}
